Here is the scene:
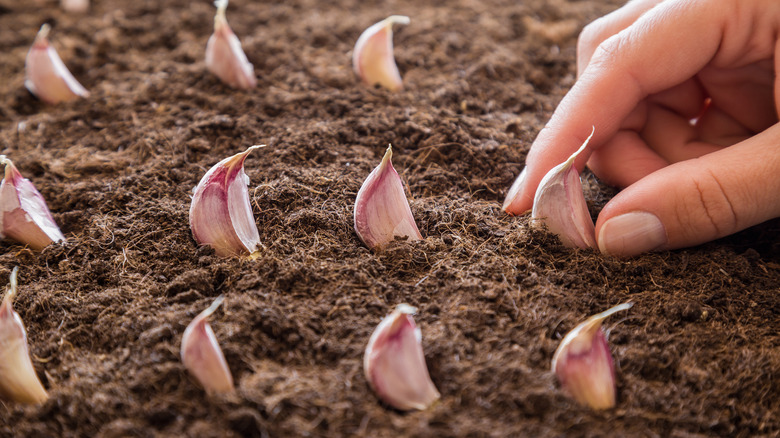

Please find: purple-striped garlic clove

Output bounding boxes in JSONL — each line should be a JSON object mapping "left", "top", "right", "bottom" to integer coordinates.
{"left": 354, "top": 145, "right": 422, "bottom": 250}
{"left": 25, "top": 24, "right": 89, "bottom": 104}
{"left": 352, "top": 15, "right": 410, "bottom": 91}
{"left": 60, "top": 0, "right": 89, "bottom": 13}
{"left": 552, "top": 302, "right": 633, "bottom": 410}
{"left": 0, "top": 156, "right": 65, "bottom": 251}
{"left": 189, "top": 145, "right": 263, "bottom": 257}
{"left": 364, "top": 304, "right": 440, "bottom": 410}
{"left": 531, "top": 127, "right": 596, "bottom": 249}
{"left": 181, "top": 296, "right": 234, "bottom": 394}
{"left": 205, "top": 0, "right": 257, "bottom": 89}
{"left": 0, "top": 268, "right": 49, "bottom": 404}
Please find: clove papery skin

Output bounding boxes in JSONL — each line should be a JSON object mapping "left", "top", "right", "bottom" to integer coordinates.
{"left": 0, "top": 156, "right": 65, "bottom": 250}
{"left": 353, "top": 145, "right": 422, "bottom": 250}
{"left": 531, "top": 128, "right": 596, "bottom": 249}
{"left": 189, "top": 145, "right": 263, "bottom": 257}
{"left": 353, "top": 15, "right": 410, "bottom": 91}
{"left": 364, "top": 304, "right": 440, "bottom": 410}
{"left": 25, "top": 24, "right": 89, "bottom": 104}
{"left": 552, "top": 302, "right": 633, "bottom": 410}
{"left": 205, "top": 0, "right": 257, "bottom": 89}
{"left": 181, "top": 296, "right": 234, "bottom": 394}
{"left": 0, "top": 268, "right": 49, "bottom": 404}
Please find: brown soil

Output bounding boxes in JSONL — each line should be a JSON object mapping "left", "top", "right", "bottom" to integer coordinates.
{"left": 0, "top": 0, "right": 778, "bottom": 436}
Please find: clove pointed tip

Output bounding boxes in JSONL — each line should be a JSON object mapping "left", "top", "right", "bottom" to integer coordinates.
{"left": 385, "top": 15, "right": 411, "bottom": 27}
{"left": 201, "top": 295, "right": 226, "bottom": 319}
{"left": 214, "top": 0, "right": 229, "bottom": 25}
{"left": 6, "top": 268, "right": 18, "bottom": 302}
{"left": 395, "top": 302, "right": 416, "bottom": 315}
{"left": 564, "top": 125, "right": 596, "bottom": 169}
{"left": 36, "top": 24, "right": 51, "bottom": 43}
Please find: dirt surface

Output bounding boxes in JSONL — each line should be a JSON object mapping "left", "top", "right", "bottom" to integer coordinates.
{"left": 0, "top": 0, "right": 778, "bottom": 436}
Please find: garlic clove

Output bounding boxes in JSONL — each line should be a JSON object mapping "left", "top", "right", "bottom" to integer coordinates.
{"left": 353, "top": 15, "right": 410, "bottom": 91}
{"left": 364, "top": 304, "right": 440, "bottom": 410}
{"left": 25, "top": 24, "right": 89, "bottom": 104}
{"left": 181, "top": 296, "right": 234, "bottom": 394}
{"left": 0, "top": 268, "right": 49, "bottom": 404}
{"left": 551, "top": 302, "right": 633, "bottom": 410}
{"left": 0, "top": 156, "right": 65, "bottom": 251}
{"left": 353, "top": 145, "right": 422, "bottom": 250}
{"left": 60, "top": 0, "right": 89, "bottom": 13}
{"left": 189, "top": 145, "right": 263, "bottom": 257}
{"left": 531, "top": 128, "right": 596, "bottom": 249}
{"left": 205, "top": 0, "right": 257, "bottom": 90}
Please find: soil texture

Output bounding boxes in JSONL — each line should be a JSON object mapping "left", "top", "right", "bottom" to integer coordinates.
{"left": 0, "top": 0, "right": 778, "bottom": 437}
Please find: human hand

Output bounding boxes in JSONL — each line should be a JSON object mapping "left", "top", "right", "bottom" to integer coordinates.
{"left": 502, "top": 0, "right": 780, "bottom": 257}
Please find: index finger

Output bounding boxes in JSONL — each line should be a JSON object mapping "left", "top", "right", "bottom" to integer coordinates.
{"left": 503, "top": 0, "right": 728, "bottom": 215}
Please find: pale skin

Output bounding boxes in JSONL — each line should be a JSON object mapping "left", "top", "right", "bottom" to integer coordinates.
{"left": 508, "top": 0, "right": 780, "bottom": 257}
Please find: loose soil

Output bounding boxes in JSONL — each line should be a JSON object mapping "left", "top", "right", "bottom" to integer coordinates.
{"left": 0, "top": 0, "right": 778, "bottom": 437}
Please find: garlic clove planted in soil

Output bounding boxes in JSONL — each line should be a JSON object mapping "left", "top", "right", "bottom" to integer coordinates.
{"left": 353, "top": 15, "right": 410, "bottom": 91}
{"left": 531, "top": 128, "right": 596, "bottom": 249}
{"left": 0, "top": 268, "right": 49, "bottom": 404}
{"left": 25, "top": 24, "right": 89, "bottom": 104}
{"left": 181, "top": 296, "right": 234, "bottom": 394}
{"left": 60, "top": 0, "right": 89, "bottom": 13}
{"left": 354, "top": 145, "right": 422, "bottom": 250}
{"left": 205, "top": 0, "right": 257, "bottom": 89}
{"left": 552, "top": 302, "right": 633, "bottom": 410}
{"left": 189, "top": 145, "right": 263, "bottom": 257}
{"left": 0, "top": 156, "right": 65, "bottom": 251}
{"left": 364, "top": 304, "right": 440, "bottom": 411}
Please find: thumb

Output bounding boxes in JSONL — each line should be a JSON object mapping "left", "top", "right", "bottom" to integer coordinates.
{"left": 595, "top": 124, "right": 780, "bottom": 257}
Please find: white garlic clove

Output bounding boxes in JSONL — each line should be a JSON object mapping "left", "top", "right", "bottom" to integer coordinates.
{"left": 0, "top": 156, "right": 65, "bottom": 251}
{"left": 0, "top": 268, "right": 49, "bottom": 404}
{"left": 354, "top": 145, "right": 422, "bottom": 250}
{"left": 189, "top": 145, "right": 263, "bottom": 257}
{"left": 205, "top": 0, "right": 257, "bottom": 90}
{"left": 551, "top": 302, "right": 633, "bottom": 410}
{"left": 352, "top": 15, "right": 410, "bottom": 91}
{"left": 25, "top": 24, "right": 89, "bottom": 104}
{"left": 531, "top": 128, "right": 596, "bottom": 249}
{"left": 181, "top": 296, "right": 234, "bottom": 394}
{"left": 60, "top": 0, "right": 89, "bottom": 13}
{"left": 364, "top": 304, "right": 440, "bottom": 410}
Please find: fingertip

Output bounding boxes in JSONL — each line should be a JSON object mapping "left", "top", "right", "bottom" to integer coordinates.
{"left": 596, "top": 211, "right": 668, "bottom": 257}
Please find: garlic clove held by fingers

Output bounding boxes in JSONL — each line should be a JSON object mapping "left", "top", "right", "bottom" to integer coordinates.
{"left": 181, "top": 296, "right": 234, "bottom": 394}
{"left": 552, "top": 302, "right": 633, "bottom": 410}
{"left": 0, "top": 268, "right": 49, "bottom": 404}
{"left": 189, "top": 145, "right": 263, "bottom": 257}
{"left": 354, "top": 145, "right": 422, "bottom": 250}
{"left": 531, "top": 128, "right": 596, "bottom": 249}
{"left": 364, "top": 304, "right": 440, "bottom": 411}
{"left": 0, "top": 156, "right": 65, "bottom": 250}
{"left": 25, "top": 24, "right": 89, "bottom": 104}
{"left": 205, "top": 0, "right": 257, "bottom": 89}
{"left": 353, "top": 15, "right": 410, "bottom": 91}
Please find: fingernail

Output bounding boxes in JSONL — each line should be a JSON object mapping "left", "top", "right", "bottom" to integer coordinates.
{"left": 598, "top": 212, "right": 667, "bottom": 257}
{"left": 502, "top": 167, "right": 527, "bottom": 214}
